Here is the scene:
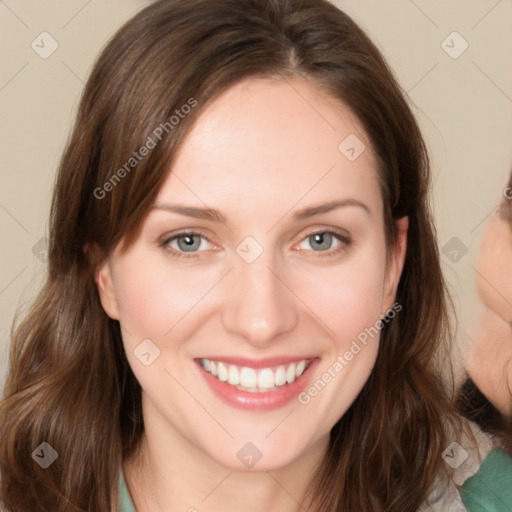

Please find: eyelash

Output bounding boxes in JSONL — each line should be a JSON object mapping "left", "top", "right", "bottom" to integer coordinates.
{"left": 160, "top": 229, "right": 351, "bottom": 260}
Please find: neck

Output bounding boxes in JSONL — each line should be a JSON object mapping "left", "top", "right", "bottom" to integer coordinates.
{"left": 123, "top": 399, "right": 327, "bottom": 512}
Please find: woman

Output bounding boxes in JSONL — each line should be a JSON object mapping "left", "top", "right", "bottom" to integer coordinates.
{"left": 457, "top": 172, "right": 512, "bottom": 510}
{"left": 0, "top": 0, "right": 473, "bottom": 510}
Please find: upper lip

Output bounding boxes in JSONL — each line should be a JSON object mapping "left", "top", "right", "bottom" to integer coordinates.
{"left": 196, "top": 355, "right": 317, "bottom": 369}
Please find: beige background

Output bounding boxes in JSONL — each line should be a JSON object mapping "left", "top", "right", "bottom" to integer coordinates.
{"left": 1, "top": 0, "right": 511, "bottom": 387}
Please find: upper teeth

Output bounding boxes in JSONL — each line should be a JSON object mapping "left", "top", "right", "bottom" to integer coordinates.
{"left": 200, "top": 358, "right": 309, "bottom": 392}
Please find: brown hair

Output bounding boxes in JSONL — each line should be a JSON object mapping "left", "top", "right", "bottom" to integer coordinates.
{"left": 1, "top": 0, "right": 461, "bottom": 510}
{"left": 456, "top": 378, "right": 512, "bottom": 455}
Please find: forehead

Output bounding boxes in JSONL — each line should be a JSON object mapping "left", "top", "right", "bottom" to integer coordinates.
{"left": 158, "top": 77, "right": 382, "bottom": 219}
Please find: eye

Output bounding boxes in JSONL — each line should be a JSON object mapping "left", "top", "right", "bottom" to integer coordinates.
{"left": 297, "top": 229, "right": 351, "bottom": 257}
{"left": 160, "top": 229, "right": 351, "bottom": 260}
{"left": 160, "top": 231, "right": 214, "bottom": 259}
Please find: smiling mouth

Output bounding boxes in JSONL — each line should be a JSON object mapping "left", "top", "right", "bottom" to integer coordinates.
{"left": 198, "top": 358, "right": 313, "bottom": 393}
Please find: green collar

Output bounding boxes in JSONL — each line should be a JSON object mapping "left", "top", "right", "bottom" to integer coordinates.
{"left": 118, "top": 471, "right": 137, "bottom": 512}
{"left": 460, "top": 448, "right": 512, "bottom": 512}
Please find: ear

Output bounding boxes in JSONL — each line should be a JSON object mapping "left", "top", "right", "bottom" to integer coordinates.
{"left": 95, "top": 259, "right": 120, "bottom": 320}
{"left": 383, "top": 216, "right": 408, "bottom": 309}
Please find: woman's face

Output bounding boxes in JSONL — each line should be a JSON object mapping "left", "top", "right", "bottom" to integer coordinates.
{"left": 97, "top": 77, "right": 407, "bottom": 471}
{"left": 467, "top": 212, "right": 512, "bottom": 414}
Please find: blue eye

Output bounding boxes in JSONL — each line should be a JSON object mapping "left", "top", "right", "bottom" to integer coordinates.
{"left": 298, "top": 230, "right": 351, "bottom": 256}
{"left": 161, "top": 232, "right": 213, "bottom": 258}
{"left": 305, "top": 232, "right": 336, "bottom": 251}
{"left": 160, "top": 229, "right": 351, "bottom": 260}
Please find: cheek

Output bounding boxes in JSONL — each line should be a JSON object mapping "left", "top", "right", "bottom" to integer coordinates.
{"left": 110, "top": 256, "right": 223, "bottom": 397}
{"left": 111, "top": 255, "right": 219, "bottom": 344}
{"left": 112, "top": 234, "right": 389, "bottom": 356}
{"left": 477, "top": 223, "right": 512, "bottom": 322}
{"left": 293, "top": 247, "right": 389, "bottom": 342}
{"left": 471, "top": 308, "right": 512, "bottom": 414}
{"left": 295, "top": 254, "right": 387, "bottom": 426}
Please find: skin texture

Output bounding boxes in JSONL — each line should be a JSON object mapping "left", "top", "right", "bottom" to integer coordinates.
{"left": 96, "top": 77, "right": 408, "bottom": 512}
{"left": 467, "top": 213, "right": 512, "bottom": 415}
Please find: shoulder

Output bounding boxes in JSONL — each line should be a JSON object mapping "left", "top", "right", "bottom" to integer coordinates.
{"left": 422, "top": 420, "right": 512, "bottom": 512}
{"left": 459, "top": 448, "right": 512, "bottom": 512}
{"left": 420, "top": 420, "right": 496, "bottom": 511}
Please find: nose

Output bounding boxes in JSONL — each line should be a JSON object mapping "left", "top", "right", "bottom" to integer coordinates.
{"left": 221, "top": 249, "right": 298, "bottom": 348}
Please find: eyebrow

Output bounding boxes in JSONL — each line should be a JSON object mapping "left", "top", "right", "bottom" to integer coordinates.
{"left": 292, "top": 199, "right": 370, "bottom": 220}
{"left": 152, "top": 198, "right": 371, "bottom": 223}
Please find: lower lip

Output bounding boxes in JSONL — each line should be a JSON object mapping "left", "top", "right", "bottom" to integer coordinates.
{"left": 196, "top": 359, "right": 318, "bottom": 411}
